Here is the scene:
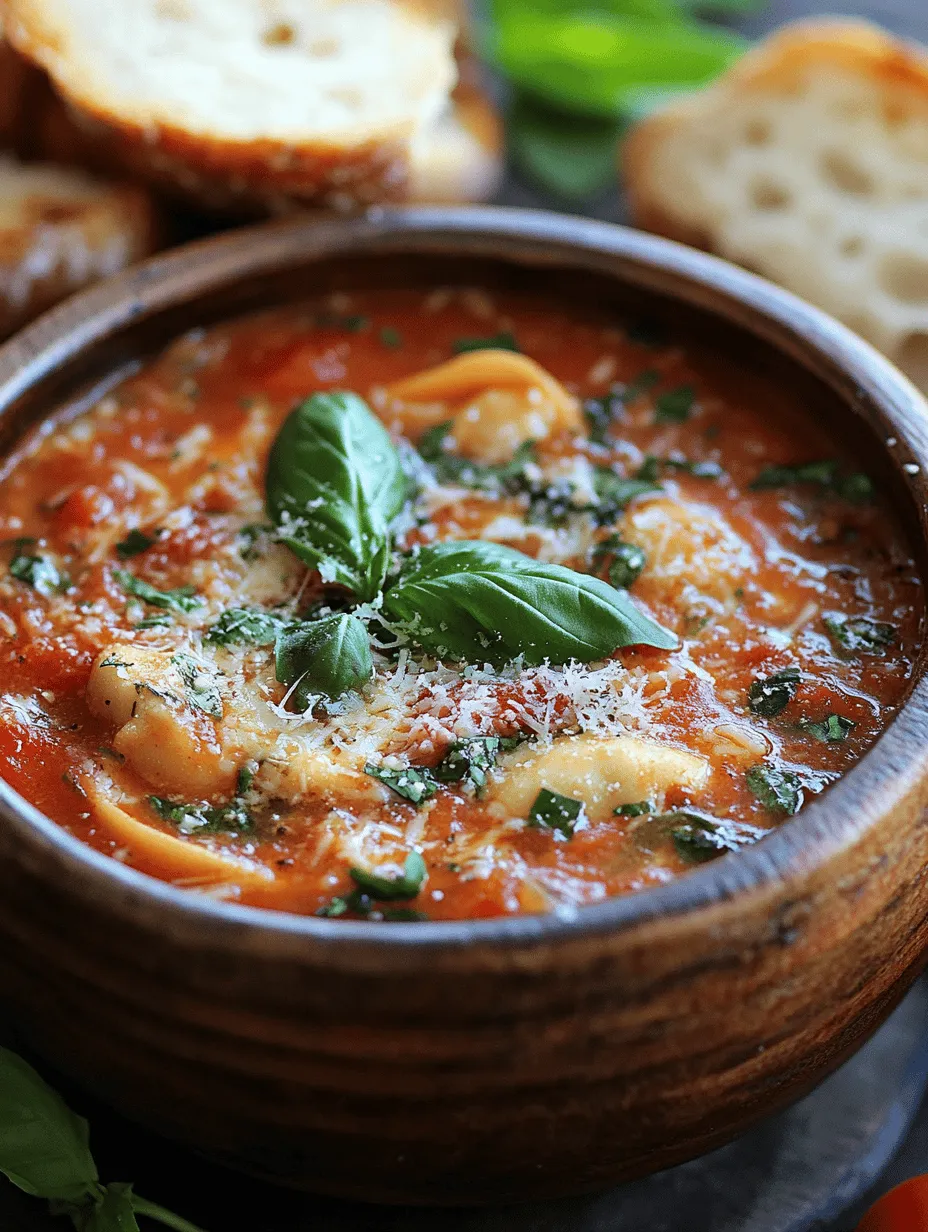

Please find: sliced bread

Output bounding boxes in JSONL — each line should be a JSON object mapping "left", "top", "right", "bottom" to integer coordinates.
{"left": 624, "top": 20, "right": 928, "bottom": 389}
{"left": 0, "top": 156, "right": 158, "bottom": 335}
{"left": 4, "top": 0, "right": 472, "bottom": 211}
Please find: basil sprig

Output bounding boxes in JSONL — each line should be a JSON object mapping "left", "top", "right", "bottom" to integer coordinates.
{"left": 266, "top": 392, "right": 406, "bottom": 602}
{"left": 276, "top": 612, "right": 373, "bottom": 708}
{"left": 382, "top": 539, "right": 675, "bottom": 667}
{"left": 0, "top": 1046, "right": 205, "bottom": 1231}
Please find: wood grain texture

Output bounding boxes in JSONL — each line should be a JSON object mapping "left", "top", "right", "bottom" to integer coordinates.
{"left": 0, "top": 210, "right": 926, "bottom": 1204}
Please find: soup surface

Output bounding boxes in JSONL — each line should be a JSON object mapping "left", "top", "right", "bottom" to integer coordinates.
{"left": 0, "top": 287, "right": 921, "bottom": 920}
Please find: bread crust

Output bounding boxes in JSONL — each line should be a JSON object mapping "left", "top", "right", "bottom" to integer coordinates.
{"left": 3, "top": 0, "right": 460, "bottom": 212}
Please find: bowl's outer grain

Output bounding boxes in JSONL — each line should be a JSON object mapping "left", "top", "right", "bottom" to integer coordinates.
{"left": 0, "top": 208, "right": 927, "bottom": 1203}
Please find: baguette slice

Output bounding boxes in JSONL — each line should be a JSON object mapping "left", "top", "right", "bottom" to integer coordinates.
{"left": 0, "top": 156, "right": 158, "bottom": 335}
{"left": 409, "top": 76, "right": 503, "bottom": 204}
{"left": 624, "top": 20, "right": 928, "bottom": 389}
{"left": 4, "top": 0, "right": 463, "bottom": 211}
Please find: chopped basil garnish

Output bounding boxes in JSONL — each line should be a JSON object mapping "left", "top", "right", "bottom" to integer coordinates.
{"left": 615, "top": 800, "right": 652, "bottom": 817}
{"left": 592, "top": 535, "right": 646, "bottom": 588}
{"left": 746, "top": 764, "right": 802, "bottom": 815}
{"left": 380, "top": 326, "right": 402, "bottom": 349}
{"left": 799, "top": 714, "right": 855, "bottom": 743}
{"left": 584, "top": 371, "right": 660, "bottom": 444}
{"left": 172, "top": 652, "right": 223, "bottom": 719}
{"left": 751, "top": 460, "right": 873, "bottom": 503}
{"left": 236, "top": 763, "right": 256, "bottom": 794}
{"left": 528, "top": 788, "right": 583, "bottom": 837}
{"left": 434, "top": 736, "right": 502, "bottom": 792}
{"left": 276, "top": 612, "right": 373, "bottom": 707}
{"left": 9, "top": 553, "right": 69, "bottom": 596}
{"left": 149, "top": 794, "right": 253, "bottom": 834}
{"left": 237, "top": 522, "right": 273, "bottom": 561}
{"left": 114, "top": 569, "right": 201, "bottom": 612}
{"left": 206, "top": 607, "right": 284, "bottom": 647}
{"left": 350, "top": 851, "right": 427, "bottom": 899}
{"left": 592, "top": 467, "right": 660, "bottom": 522}
{"left": 654, "top": 385, "right": 695, "bottom": 424}
{"left": 365, "top": 762, "right": 438, "bottom": 805}
{"left": 452, "top": 332, "right": 519, "bottom": 354}
{"left": 748, "top": 667, "right": 801, "bottom": 717}
{"left": 115, "top": 528, "right": 159, "bottom": 559}
{"left": 823, "top": 613, "right": 896, "bottom": 655}
{"left": 666, "top": 811, "right": 755, "bottom": 862}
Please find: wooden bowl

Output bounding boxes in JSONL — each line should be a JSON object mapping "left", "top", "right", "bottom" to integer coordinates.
{"left": 0, "top": 208, "right": 926, "bottom": 1206}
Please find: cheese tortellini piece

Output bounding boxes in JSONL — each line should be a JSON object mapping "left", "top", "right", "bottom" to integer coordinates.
{"left": 256, "top": 738, "right": 389, "bottom": 806}
{"left": 385, "top": 349, "right": 583, "bottom": 464}
{"left": 488, "top": 733, "right": 709, "bottom": 823}
{"left": 87, "top": 644, "right": 235, "bottom": 798}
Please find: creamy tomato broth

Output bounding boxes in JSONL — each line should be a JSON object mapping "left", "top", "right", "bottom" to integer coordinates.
{"left": 0, "top": 288, "right": 920, "bottom": 920}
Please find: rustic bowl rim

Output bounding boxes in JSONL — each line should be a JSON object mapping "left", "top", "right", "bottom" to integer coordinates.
{"left": 1, "top": 203, "right": 926, "bottom": 953}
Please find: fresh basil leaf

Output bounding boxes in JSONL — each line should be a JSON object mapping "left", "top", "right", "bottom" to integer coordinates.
{"left": 350, "top": 851, "right": 427, "bottom": 899}
{"left": 750, "top": 460, "right": 872, "bottom": 503}
{"left": 114, "top": 570, "right": 200, "bottom": 613}
{"left": 799, "top": 714, "right": 855, "bottom": 743}
{"left": 746, "top": 764, "right": 802, "bottom": 815}
{"left": 823, "top": 613, "right": 896, "bottom": 655}
{"left": 83, "top": 1183, "right": 140, "bottom": 1232}
{"left": 452, "top": 332, "right": 519, "bottom": 354}
{"left": 0, "top": 1046, "right": 98, "bottom": 1202}
{"left": 614, "top": 800, "right": 652, "bottom": 817}
{"left": 266, "top": 392, "right": 406, "bottom": 601}
{"left": 665, "top": 810, "right": 756, "bottom": 862}
{"left": 593, "top": 535, "right": 646, "bottom": 588}
{"left": 508, "top": 95, "right": 622, "bottom": 200}
{"left": 364, "top": 763, "right": 438, "bottom": 805}
{"left": 171, "top": 653, "right": 223, "bottom": 719}
{"left": 748, "top": 667, "right": 800, "bottom": 717}
{"left": 528, "top": 788, "right": 583, "bottom": 837}
{"left": 275, "top": 613, "right": 373, "bottom": 707}
{"left": 434, "top": 737, "right": 502, "bottom": 792}
{"left": 654, "top": 385, "right": 695, "bottom": 424}
{"left": 205, "top": 607, "right": 284, "bottom": 647}
{"left": 9, "top": 554, "right": 69, "bottom": 596}
{"left": 383, "top": 539, "right": 675, "bottom": 666}
{"left": 488, "top": 8, "right": 745, "bottom": 119}
{"left": 115, "top": 530, "right": 158, "bottom": 559}
{"left": 149, "top": 795, "right": 253, "bottom": 835}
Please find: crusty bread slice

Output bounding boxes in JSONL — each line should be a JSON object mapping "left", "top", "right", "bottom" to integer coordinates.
{"left": 624, "top": 20, "right": 928, "bottom": 390}
{"left": 4, "top": 0, "right": 462, "bottom": 211}
{"left": 409, "top": 77, "right": 503, "bottom": 204}
{"left": 0, "top": 156, "right": 158, "bottom": 335}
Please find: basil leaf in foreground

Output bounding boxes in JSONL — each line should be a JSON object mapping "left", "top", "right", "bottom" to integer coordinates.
{"left": 266, "top": 392, "right": 406, "bottom": 601}
{"left": 276, "top": 613, "right": 373, "bottom": 707}
{"left": 350, "top": 851, "right": 427, "bottom": 899}
{"left": 0, "top": 1047, "right": 98, "bottom": 1202}
{"left": 508, "top": 95, "right": 622, "bottom": 200}
{"left": 83, "top": 1182, "right": 140, "bottom": 1232}
{"left": 383, "top": 540, "right": 675, "bottom": 666}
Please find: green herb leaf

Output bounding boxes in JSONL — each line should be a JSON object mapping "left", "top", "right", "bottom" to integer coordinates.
{"left": 452, "top": 332, "right": 519, "bottom": 354}
{"left": 9, "top": 554, "right": 69, "bottom": 596}
{"left": 750, "top": 460, "right": 872, "bottom": 502}
{"left": 275, "top": 612, "right": 373, "bottom": 708}
{"left": 823, "top": 613, "right": 896, "bottom": 655}
{"left": 748, "top": 666, "right": 801, "bottom": 717}
{"left": 172, "top": 652, "right": 223, "bottom": 719}
{"left": 614, "top": 800, "right": 652, "bottom": 817}
{"left": 434, "top": 737, "right": 502, "bottom": 792}
{"left": 799, "top": 714, "right": 855, "bottom": 743}
{"left": 205, "top": 607, "right": 284, "bottom": 647}
{"left": 666, "top": 810, "right": 757, "bottom": 861}
{"left": 746, "top": 764, "right": 802, "bottom": 814}
{"left": 0, "top": 1047, "right": 98, "bottom": 1203}
{"left": 149, "top": 795, "right": 253, "bottom": 835}
{"left": 383, "top": 539, "right": 675, "bottom": 667}
{"left": 115, "top": 530, "right": 158, "bottom": 559}
{"left": 592, "top": 466, "right": 660, "bottom": 521}
{"left": 528, "top": 788, "right": 584, "bottom": 837}
{"left": 379, "top": 326, "right": 403, "bottom": 349}
{"left": 350, "top": 851, "right": 427, "bottom": 899}
{"left": 364, "top": 763, "right": 438, "bottom": 805}
{"left": 114, "top": 570, "right": 200, "bottom": 613}
{"left": 654, "top": 385, "right": 695, "bottom": 424}
{"left": 592, "top": 535, "right": 646, "bottom": 588}
{"left": 266, "top": 392, "right": 406, "bottom": 602}
{"left": 83, "top": 1183, "right": 140, "bottom": 1231}
{"left": 508, "top": 94, "right": 622, "bottom": 200}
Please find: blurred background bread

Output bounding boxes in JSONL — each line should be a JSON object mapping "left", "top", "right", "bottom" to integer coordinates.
{"left": 3, "top": 0, "right": 503, "bottom": 213}
{"left": 624, "top": 20, "right": 928, "bottom": 390}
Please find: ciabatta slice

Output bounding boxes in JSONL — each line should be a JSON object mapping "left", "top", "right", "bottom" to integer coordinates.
{"left": 624, "top": 20, "right": 928, "bottom": 389}
{"left": 0, "top": 156, "right": 158, "bottom": 335}
{"left": 4, "top": 0, "right": 460, "bottom": 211}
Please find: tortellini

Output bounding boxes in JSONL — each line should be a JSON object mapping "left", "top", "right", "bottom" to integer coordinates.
{"left": 384, "top": 349, "right": 583, "bottom": 464}
{"left": 488, "top": 733, "right": 710, "bottom": 823}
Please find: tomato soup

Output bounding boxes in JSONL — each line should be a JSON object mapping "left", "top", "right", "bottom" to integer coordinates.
{"left": 0, "top": 287, "right": 920, "bottom": 920}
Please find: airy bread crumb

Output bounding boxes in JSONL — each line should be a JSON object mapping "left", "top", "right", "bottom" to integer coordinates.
{"left": 624, "top": 19, "right": 928, "bottom": 390}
